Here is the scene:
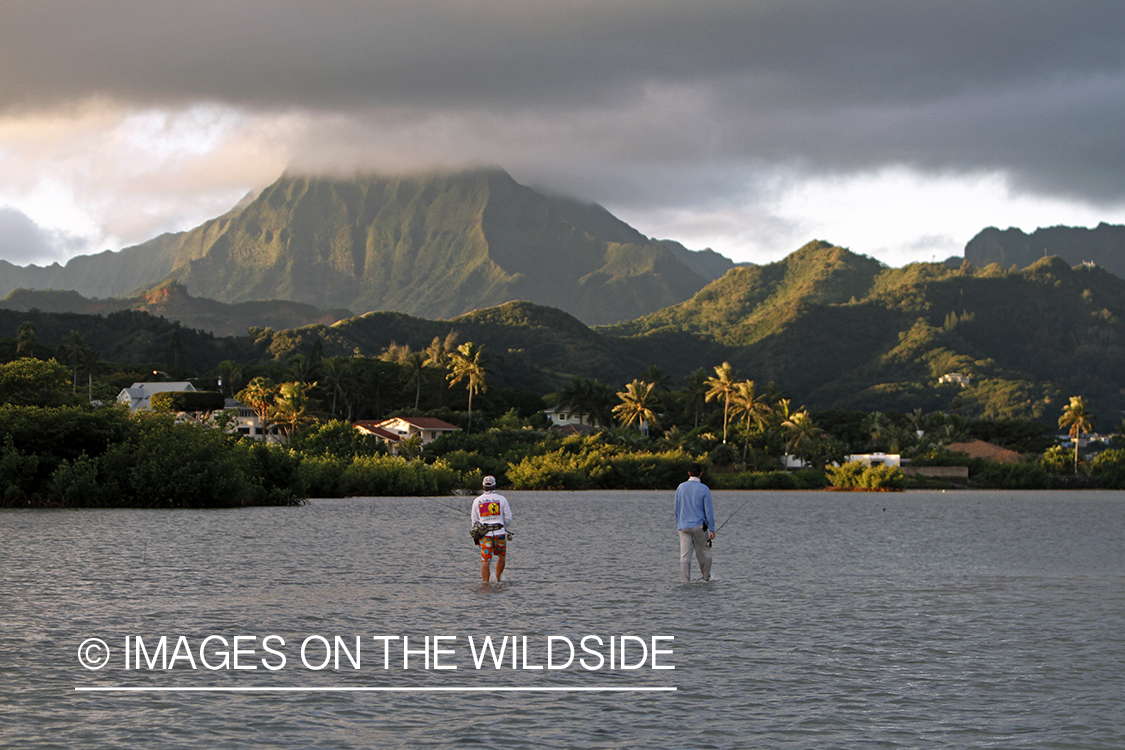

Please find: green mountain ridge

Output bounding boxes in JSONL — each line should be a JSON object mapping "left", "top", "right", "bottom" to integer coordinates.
{"left": 0, "top": 169, "right": 733, "bottom": 326}
{"left": 965, "top": 222, "right": 1125, "bottom": 276}
{"left": 0, "top": 280, "right": 351, "bottom": 337}
{"left": 5, "top": 241, "right": 1123, "bottom": 422}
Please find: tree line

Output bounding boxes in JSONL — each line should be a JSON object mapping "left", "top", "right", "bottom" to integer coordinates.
{"left": 1, "top": 317, "right": 1119, "bottom": 506}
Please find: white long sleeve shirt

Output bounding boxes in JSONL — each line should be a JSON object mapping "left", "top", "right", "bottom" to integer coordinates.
{"left": 470, "top": 491, "right": 512, "bottom": 537}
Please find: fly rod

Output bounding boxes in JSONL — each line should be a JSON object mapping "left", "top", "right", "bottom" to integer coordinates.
{"left": 708, "top": 500, "right": 751, "bottom": 546}
{"left": 425, "top": 497, "right": 470, "bottom": 515}
{"left": 715, "top": 500, "right": 750, "bottom": 533}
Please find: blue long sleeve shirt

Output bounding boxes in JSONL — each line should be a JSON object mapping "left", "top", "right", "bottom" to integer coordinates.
{"left": 675, "top": 477, "right": 716, "bottom": 531}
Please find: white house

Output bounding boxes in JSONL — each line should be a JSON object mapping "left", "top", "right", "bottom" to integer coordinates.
{"left": 354, "top": 416, "right": 461, "bottom": 453}
{"left": 221, "top": 398, "right": 271, "bottom": 440}
{"left": 543, "top": 405, "right": 602, "bottom": 429}
{"left": 116, "top": 381, "right": 196, "bottom": 411}
{"left": 845, "top": 452, "right": 902, "bottom": 467}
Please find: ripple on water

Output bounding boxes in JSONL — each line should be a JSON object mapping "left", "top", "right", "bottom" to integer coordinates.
{"left": 2, "top": 490, "right": 1124, "bottom": 748}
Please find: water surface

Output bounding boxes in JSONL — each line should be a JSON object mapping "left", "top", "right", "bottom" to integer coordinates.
{"left": 2, "top": 490, "right": 1123, "bottom": 748}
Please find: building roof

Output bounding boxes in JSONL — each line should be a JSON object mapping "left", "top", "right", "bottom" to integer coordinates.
{"left": 378, "top": 417, "right": 461, "bottom": 431}
{"left": 353, "top": 422, "right": 401, "bottom": 441}
{"left": 945, "top": 439, "right": 1022, "bottom": 464}
{"left": 116, "top": 381, "right": 197, "bottom": 411}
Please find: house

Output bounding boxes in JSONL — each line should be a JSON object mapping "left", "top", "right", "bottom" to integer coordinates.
{"left": 354, "top": 416, "right": 461, "bottom": 453}
{"left": 222, "top": 398, "right": 270, "bottom": 440}
{"left": 543, "top": 405, "right": 602, "bottom": 429}
{"left": 116, "top": 381, "right": 196, "bottom": 411}
{"left": 846, "top": 452, "right": 902, "bottom": 467}
{"left": 938, "top": 372, "right": 971, "bottom": 387}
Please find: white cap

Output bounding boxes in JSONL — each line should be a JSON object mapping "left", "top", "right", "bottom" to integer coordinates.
{"left": 482, "top": 475, "right": 497, "bottom": 489}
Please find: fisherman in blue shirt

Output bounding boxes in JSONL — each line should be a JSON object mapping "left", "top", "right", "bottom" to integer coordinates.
{"left": 675, "top": 463, "right": 716, "bottom": 582}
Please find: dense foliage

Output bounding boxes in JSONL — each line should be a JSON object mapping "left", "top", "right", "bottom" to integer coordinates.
{"left": 5, "top": 238, "right": 1125, "bottom": 507}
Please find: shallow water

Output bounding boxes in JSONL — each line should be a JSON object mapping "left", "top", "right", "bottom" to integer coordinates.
{"left": 2, "top": 489, "right": 1124, "bottom": 748}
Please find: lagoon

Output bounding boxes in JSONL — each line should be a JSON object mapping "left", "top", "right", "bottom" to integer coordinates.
{"left": 3, "top": 489, "right": 1124, "bottom": 748}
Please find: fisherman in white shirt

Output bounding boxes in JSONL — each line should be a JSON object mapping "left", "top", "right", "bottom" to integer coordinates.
{"left": 471, "top": 475, "right": 513, "bottom": 582}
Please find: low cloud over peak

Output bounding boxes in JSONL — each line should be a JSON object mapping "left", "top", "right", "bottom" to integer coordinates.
{"left": 2, "top": 1, "right": 1125, "bottom": 267}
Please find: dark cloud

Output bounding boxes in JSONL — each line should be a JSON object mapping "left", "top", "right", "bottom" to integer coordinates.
{"left": 2, "top": 1, "right": 1124, "bottom": 208}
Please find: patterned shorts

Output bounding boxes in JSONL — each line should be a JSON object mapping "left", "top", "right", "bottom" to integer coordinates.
{"left": 480, "top": 534, "right": 507, "bottom": 561}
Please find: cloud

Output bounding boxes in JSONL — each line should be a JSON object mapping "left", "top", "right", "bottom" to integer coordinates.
{"left": 1, "top": 1, "right": 1124, "bottom": 265}
{"left": 0, "top": 206, "right": 85, "bottom": 265}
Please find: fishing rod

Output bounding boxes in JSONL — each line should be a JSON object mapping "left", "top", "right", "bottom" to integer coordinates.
{"left": 706, "top": 500, "right": 750, "bottom": 548}
{"left": 715, "top": 500, "right": 751, "bottom": 533}
{"left": 424, "top": 496, "right": 470, "bottom": 516}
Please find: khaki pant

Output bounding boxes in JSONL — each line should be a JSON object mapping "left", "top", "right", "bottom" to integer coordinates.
{"left": 679, "top": 525, "right": 712, "bottom": 582}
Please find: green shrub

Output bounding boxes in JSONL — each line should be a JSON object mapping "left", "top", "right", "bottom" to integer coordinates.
{"left": 0, "top": 434, "right": 40, "bottom": 502}
{"left": 507, "top": 448, "right": 606, "bottom": 490}
{"left": 99, "top": 412, "right": 259, "bottom": 507}
{"left": 827, "top": 460, "right": 905, "bottom": 490}
{"left": 599, "top": 450, "right": 695, "bottom": 490}
{"left": 290, "top": 421, "right": 386, "bottom": 459}
{"left": 826, "top": 461, "right": 865, "bottom": 488}
{"left": 1039, "top": 445, "right": 1073, "bottom": 474}
{"left": 1090, "top": 449, "right": 1125, "bottom": 488}
{"left": 0, "top": 358, "right": 73, "bottom": 407}
{"left": 297, "top": 454, "right": 349, "bottom": 497}
{"left": 341, "top": 456, "right": 459, "bottom": 496}
{"left": 438, "top": 449, "right": 509, "bottom": 484}
{"left": 238, "top": 440, "right": 307, "bottom": 503}
{"left": 48, "top": 452, "right": 112, "bottom": 505}
{"left": 974, "top": 461, "right": 1050, "bottom": 489}
{"left": 707, "top": 443, "right": 740, "bottom": 466}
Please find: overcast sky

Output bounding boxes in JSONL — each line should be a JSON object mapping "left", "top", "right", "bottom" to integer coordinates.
{"left": 2, "top": 0, "right": 1124, "bottom": 268}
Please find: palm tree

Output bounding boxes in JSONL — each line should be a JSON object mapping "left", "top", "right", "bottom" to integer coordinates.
{"left": 448, "top": 342, "right": 488, "bottom": 431}
{"left": 357, "top": 359, "right": 400, "bottom": 421}
{"left": 705, "top": 362, "right": 738, "bottom": 443}
{"left": 237, "top": 377, "right": 277, "bottom": 441}
{"left": 287, "top": 354, "right": 318, "bottom": 385}
{"left": 641, "top": 365, "right": 673, "bottom": 392}
{"left": 731, "top": 379, "right": 771, "bottom": 461}
{"left": 681, "top": 368, "right": 709, "bottom": 428}
{"left": 557, "top": 376, "right": 615, "bottom": 428}
{"left": 1059, "top": 396, "right": 1095, "bottom": 473}
{"left": 400, "top": 351, "right": 428, "bottom": 410}
{"left": 59, "top": 330, "right": 95, "bottom": 394}
{"left": 782, "top": 409, "right": 823, "bottom": 458}
{"left": 425, "top": 332, "right": 460, "bottom": 406}
{"left": 318, "top": 357, "right": 354, "bottom": 418}
{"left": 380, "top": 341, "right": 414, "bottom": 363}
{"left": 271, "top": 381, "right": 317, "bottom": 441}
{"left": 398, "top": 433, "right": 423, "bottom": 460}
{"left": 425, "top": 332, "right": 460, "bottom": 369}
{"left": 613, "top": 379, "right": 658, "bottom": 433}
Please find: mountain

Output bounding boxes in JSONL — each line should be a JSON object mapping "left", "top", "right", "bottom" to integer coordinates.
{"left": 0, "top": 280, "right": 351, "bottom": 337}
{"left": 964, "top": 223, "right": 1125, "bottom": 277}
{"left": 8, "top": 241, "right": 1123, "bottom": 421}
{"left": 604, "top": 243, "right": 1125, "bottom": 420}
{"left": 607, "top": 240, "right": 885, "bottom": 345}
{"left": 0, "top": 169, "right": 731, "bottom": 326}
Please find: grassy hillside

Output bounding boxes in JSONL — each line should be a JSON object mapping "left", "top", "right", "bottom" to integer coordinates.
{"left": 5, "top": 242, "right": 1122, "bottom": 422}
{"left": 604, "top": 244, "right": 1125, "bottom": 420}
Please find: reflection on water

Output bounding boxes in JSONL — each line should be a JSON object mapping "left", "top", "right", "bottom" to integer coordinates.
{"left": 3, "top": 490, "right": 1124, "bottom": 748}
